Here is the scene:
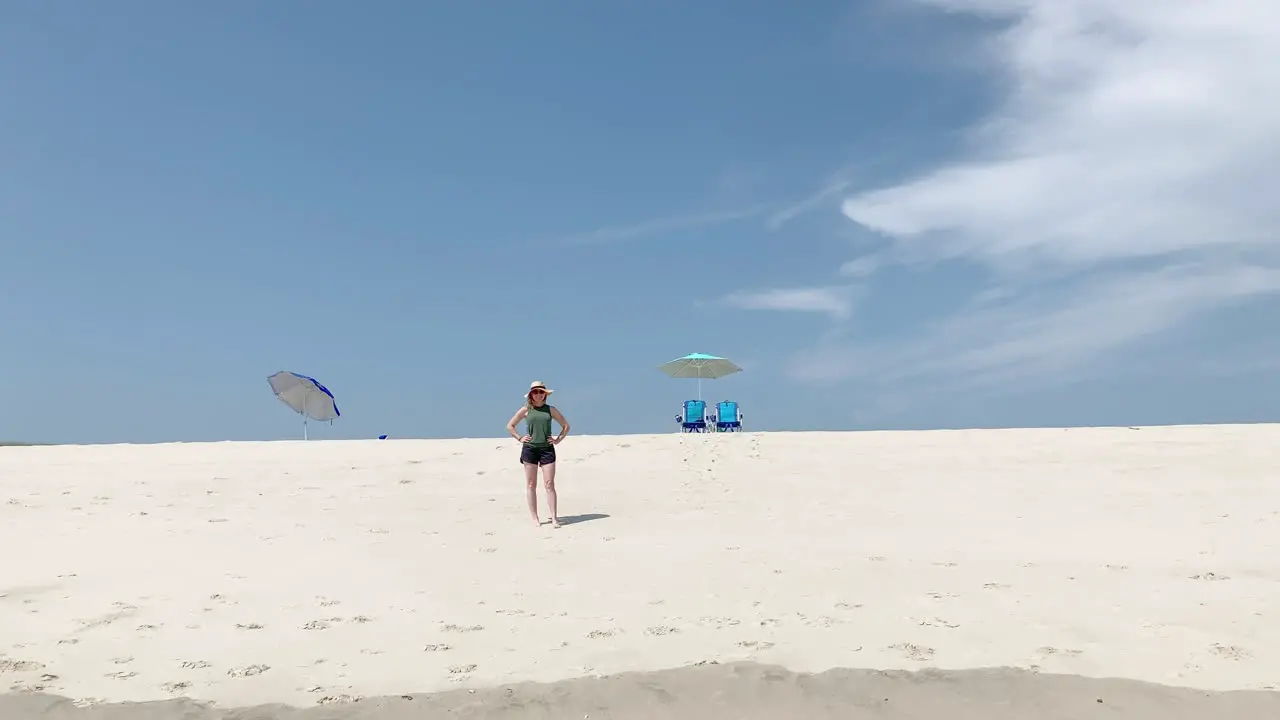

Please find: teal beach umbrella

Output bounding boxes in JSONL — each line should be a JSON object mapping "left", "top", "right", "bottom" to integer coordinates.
{"left": 657, "top": 353, "right": 743, "bottom": 400}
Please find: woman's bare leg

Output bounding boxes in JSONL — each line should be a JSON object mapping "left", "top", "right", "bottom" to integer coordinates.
{"left": 542, "top": 462, "right": 559, "bottom": 528}
{"left": 523, "top": 462, "right": 541, "bottom": 526}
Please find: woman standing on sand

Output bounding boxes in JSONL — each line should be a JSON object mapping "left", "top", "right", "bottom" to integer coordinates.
{"left": 506, "top": 381, "right": 571, "bottom": 528}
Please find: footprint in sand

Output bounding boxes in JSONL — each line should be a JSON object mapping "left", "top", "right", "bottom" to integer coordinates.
{"left": 423, "top": 644, "right": 452, "bottom": 652}
{"left": 75, "top": 606, "right": 138, "bottom": 630}
{"left": 180, "top": 661, "right": 212, "bottom": 670}
{"left": 0, "top": 658, "right": 45, "bottom": 672}
{"left": 160, "top": 681, "right": 191, "bottom": 694}
{"left": 586, "top": 630, "right": 615, "bottom": 639}
{"left": 1189, "top": 572, "right": 1230, "bottom": 581}
{"left": 889, "top": 643, "right": 936, "bottom": 661}
{"left": 1036, "top": 646, "right": 1083, "bottom": 658}
{"left": 226, "top": 664, "right": 269, "bottom": 678}
{"left": 645, "top": 625, "right": 681, "bottom": 637}
{"left": 441, "top": 624, "right": 484, "bottom": 633}
{"left": 737, "top": 640, "right": 775, "bottom": 650}
{"left": 447, "top": 664, "right": 477, "bottom": 675}
{"left": 1209, "top": 643, "right": 1251, "bottom": 661}
{"left": 104, "top": 671, "right": 137, "bottom": 680}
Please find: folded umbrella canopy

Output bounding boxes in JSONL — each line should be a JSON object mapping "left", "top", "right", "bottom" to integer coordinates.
{"left": 657, "top": 353, "right": 742, "bottom": 400}
{"left": 268, "top": 371, "right": 340, "bottom": 440}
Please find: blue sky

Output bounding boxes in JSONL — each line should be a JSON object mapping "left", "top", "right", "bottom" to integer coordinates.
{"left": 3, "top": 1, "right": 1278, "bottom": 444}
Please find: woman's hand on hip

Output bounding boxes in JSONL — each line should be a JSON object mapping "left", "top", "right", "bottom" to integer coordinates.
{"left": 519, "top": 435, "right": 532, "bottom": 444}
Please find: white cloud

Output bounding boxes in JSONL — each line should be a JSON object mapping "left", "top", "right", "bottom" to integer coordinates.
{"left": 722, "top": 285, "right": 859, "bottom": 320}
{"left": 797, "top": 0, "right": 1280, "bottom": 385}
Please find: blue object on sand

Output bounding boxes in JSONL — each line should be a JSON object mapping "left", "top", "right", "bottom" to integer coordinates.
{"left": 676, "top": 399, "right": 709, "bottom": 433}
{"left": 714, "top": 401, "right": 742, "bottom": 432}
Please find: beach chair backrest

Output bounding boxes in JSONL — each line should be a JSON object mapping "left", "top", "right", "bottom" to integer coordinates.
{"left": 683, "top": 400, "right": 706, "bottom": 421}
{"left": 718, "top": 401, "right": 738, "bottom": 421}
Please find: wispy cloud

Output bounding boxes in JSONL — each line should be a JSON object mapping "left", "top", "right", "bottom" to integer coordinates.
{"left": 766, "top": 179, "right": 851, "bottom": 230}
{"left": 838, "top": 255, "right": 881, "bottom": 278}
{"left": 790, "top": 0, "right": 1280, "bottom": 389}
{"left": 791, "top": 263, "right": 1280, "bottom": 384}
{"left": 722, "top": 285, "right": 859, "bottom": 321}
{"left": 550, "top": 174, "right": 857, "bottom": 248}
{"left": 551, "top": 206, "right": 766, "bottom": 246}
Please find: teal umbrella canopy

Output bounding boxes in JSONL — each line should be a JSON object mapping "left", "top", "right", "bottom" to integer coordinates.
{"left": 657, "top": 353, "right": 743, "bottom": 399}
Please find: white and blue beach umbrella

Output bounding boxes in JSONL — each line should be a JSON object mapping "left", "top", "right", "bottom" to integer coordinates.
{"left": 267, "top": 371, "right": 340, "bottom": 439}
{"left": 657, "top": 352, "right": 743, "bottom": 400}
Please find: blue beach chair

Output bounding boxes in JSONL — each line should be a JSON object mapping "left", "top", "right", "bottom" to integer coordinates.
{"left": 675, "top": 400, "right": 709, "bottom": 433}
{"left": 714, "top": 401, "right": 743, "bottom": 432}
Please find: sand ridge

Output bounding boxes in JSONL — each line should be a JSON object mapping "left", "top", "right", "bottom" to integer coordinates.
{"left": 2, "top": 663, "right": 1279, "bottom": 719}
{"left": 1, "top": 425, "right": 1278, "bottom": 709}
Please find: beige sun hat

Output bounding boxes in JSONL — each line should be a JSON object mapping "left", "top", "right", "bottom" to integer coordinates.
{"left": 525, "top": 380, "right": 554, "bottom": 398}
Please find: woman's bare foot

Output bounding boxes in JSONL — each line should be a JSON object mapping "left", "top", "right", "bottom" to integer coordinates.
{"left": 532, "top": 517, "right": 544, "bottom": 527}
{"left": 551, "top": 518, "right": 562, "bottom": 529}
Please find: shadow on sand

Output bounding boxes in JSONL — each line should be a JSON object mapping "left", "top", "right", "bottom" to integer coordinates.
{"left": 558, "top": 513, "right": 610, "bottom": 525}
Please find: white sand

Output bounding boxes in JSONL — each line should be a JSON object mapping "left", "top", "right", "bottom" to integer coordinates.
{"left": 1, "top": 424, "right": 1278, "bottom": 709}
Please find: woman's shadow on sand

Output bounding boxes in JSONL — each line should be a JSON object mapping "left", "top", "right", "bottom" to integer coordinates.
{"left": 557, "top": 513, "right": 609, "bottom": 526}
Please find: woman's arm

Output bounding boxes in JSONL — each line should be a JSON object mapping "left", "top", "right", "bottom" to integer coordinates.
{"left": 507, "top": 406, "right": 530, "bottom": 441}
{"left": 549, "top": 407, "right": 571, "bottom": 443}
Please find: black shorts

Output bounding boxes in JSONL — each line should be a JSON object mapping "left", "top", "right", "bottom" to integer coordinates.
{"left": 520, "top": 444, "right": 557, "bottom": 466}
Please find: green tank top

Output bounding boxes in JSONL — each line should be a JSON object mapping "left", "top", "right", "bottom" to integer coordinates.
{"left": 525, "top": 403, "right": 554, "bottom": 447}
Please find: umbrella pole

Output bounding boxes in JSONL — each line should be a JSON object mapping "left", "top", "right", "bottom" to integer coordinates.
{"left": 303, "top": 393, "right": 309, "bottom": 441}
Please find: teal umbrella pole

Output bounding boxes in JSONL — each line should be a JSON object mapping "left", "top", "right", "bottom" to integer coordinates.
{"left": 657, "top": 353, "right": 743, "bottom": 401}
